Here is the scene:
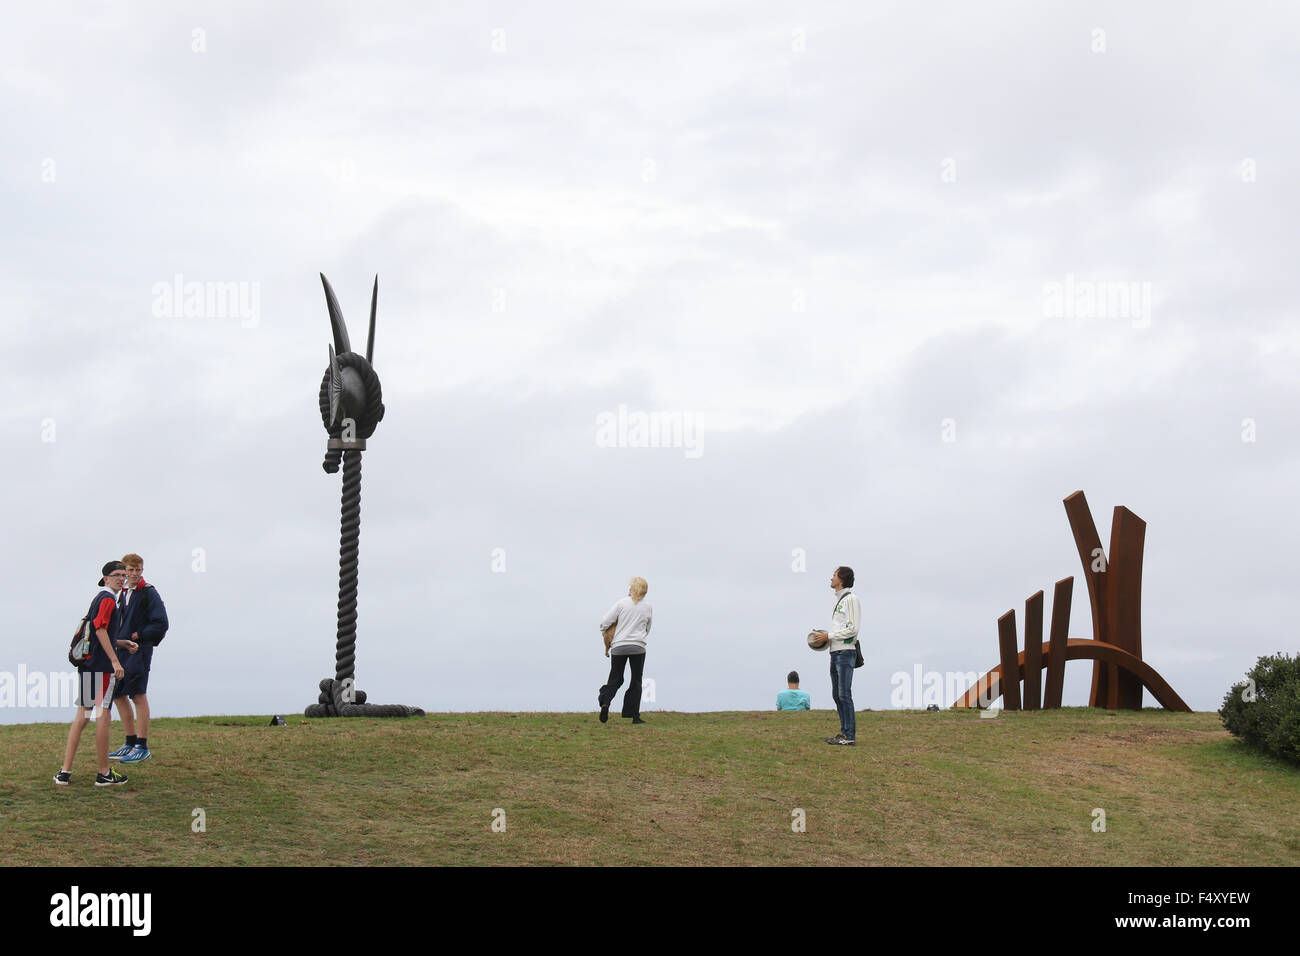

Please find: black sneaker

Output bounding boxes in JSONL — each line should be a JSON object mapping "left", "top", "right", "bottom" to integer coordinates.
{"left": 53, "top": 771, "right": 72, "bottom": 786}
{"left": 94, "top": 769, "right": 128, "bottom": 787}
{"left": 830, "top": 737, "right": 856, "bottom": 746}
{"left": 824, "top": 733, "right": 845, "bottom": 744}
{"left": 631, "top": 718, "right": 646, "bottom": 724}
{"left": 599, "top": 695, "right": 609, "bottom": 723}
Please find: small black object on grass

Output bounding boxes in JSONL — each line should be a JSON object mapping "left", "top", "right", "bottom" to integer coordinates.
{"left": 270, "top": 715, "right": 287, "bottom": 726}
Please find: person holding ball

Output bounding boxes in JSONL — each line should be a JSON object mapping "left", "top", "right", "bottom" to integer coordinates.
{"left": 809, "top": 566, "right": 860, "bottom": 746}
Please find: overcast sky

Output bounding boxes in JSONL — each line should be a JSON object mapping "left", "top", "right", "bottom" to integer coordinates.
{"left": 3, "top": 2, "right": 1296, "bottom": 724}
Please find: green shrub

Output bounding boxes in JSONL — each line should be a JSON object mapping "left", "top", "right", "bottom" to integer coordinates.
{"left": 1220, "top": 653, "right": 1300, "bottom": 765}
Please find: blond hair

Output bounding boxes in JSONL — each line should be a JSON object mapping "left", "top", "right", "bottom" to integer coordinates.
{"left": 628, "top": 577, "right": 648, "bottom": 602}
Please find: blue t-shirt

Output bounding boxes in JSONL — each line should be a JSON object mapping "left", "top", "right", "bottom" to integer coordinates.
{"left": 776, "top": 689, "right": 811, "bottom": 711}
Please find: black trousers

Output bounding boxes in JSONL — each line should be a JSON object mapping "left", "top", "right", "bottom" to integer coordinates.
{"left": 599, "top": 652, "right": 645, "bottom": 718}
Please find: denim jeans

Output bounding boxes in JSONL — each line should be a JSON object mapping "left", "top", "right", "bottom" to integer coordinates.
{"left": 829, "top": 650, "right": 855, "bottom": 740}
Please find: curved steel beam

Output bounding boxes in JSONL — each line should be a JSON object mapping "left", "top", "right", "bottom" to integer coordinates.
{"left": 951, "top": 638, "right": 1190, "bottom": 712}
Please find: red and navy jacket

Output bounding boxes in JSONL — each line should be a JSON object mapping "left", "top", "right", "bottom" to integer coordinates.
{"left": 117, "top": 579, "right": 169, "bottom": 672}
{"left": 82, "top": 588, "right": 123, "bottom": 674}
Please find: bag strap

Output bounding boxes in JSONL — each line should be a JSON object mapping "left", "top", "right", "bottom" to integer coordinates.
{"left": 77, "top": 588, "right": 113, "bottom": 639}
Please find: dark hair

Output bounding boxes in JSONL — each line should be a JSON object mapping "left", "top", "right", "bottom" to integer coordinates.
{"left": 787, "top": 671, "right": 799, "bottom": 684}
{"left": 836, "top": 565, "right": 855, "bottom": 588}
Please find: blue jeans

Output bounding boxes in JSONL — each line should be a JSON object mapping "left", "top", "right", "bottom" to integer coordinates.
{"left": 829, "top": 650, "right": 855, "bottom": 740}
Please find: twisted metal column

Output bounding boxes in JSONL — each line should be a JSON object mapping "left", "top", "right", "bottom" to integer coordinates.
{"left": 333, "top": 448, "right": 361, "bottom": 684}
{"left": 305, "top": 366, "right": 422, "bottom": 718}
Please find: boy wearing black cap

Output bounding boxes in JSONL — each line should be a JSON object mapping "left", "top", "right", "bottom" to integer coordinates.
{"left": 54, "top": 561, "right": 139, "bottom": 787}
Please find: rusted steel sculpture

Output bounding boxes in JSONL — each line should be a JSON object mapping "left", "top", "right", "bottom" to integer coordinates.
{"left": 952, "top": 492, "right": 1189, "bottom": 712}
{"left": 304, "top": 274, "right": 423, "bottom": 718}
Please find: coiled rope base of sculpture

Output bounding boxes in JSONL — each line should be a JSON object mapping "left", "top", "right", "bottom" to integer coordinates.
{"left": 305, "top": 678, "right": 423, "bottom": 718}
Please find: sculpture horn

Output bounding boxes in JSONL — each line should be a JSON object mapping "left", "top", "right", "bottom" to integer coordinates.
{"left": 366, "top": 275, "right": 378, "bottom": 364}
{"left": 320, "top": 273, "right": 352, "bottom": 355}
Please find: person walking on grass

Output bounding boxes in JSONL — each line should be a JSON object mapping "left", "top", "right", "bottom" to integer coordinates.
{"left": 108, "top": 553, "right": 169, "bottom": 765}
{"left": 809, "top": 565, "right": 861, "bottom": 746}
{"left": 597, "top": 576, "right": 653, "bottom": 725}
{"left": 55, "top": 561, "right": 139, "bottom": 787}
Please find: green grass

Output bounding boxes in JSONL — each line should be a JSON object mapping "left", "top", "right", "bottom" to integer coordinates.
{"left": 4, "top": 708, "right": 1298, "bottom": 865}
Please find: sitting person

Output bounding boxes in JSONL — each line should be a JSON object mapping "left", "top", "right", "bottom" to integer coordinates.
{"left": 776, "top": 671, "right": 811, "bottom": 711}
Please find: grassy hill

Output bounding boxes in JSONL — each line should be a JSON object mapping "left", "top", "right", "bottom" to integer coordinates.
{"left": 4, "top": 707, "right": 1298, "bottom": 866}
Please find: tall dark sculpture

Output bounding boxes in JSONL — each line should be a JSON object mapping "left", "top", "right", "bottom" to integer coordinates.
{"left": 952, "top": 491, "right": 1189, "bottom": 712}
{"left": 304, "top": 274, "right": 423, "bottom": 718}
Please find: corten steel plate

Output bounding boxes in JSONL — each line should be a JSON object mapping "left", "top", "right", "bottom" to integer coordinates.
{"left": 1042, "top": 577, "right": 1073, "bottom": 709}
{"left": 997, "top": 610, "right": 1023, "bottom": 711}
{"left": 1023, "top": 590, "right": 1044, "bottom": 710}
{"left": 1106, "top": 506, "right": 1146, "bottom": 710}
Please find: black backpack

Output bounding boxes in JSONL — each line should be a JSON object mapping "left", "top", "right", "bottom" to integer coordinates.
{"left": 68, "top": 587, "right": 113, "bottom": 667}
{"left": 68, "top": 616, "right": 94, "bottom": 667}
